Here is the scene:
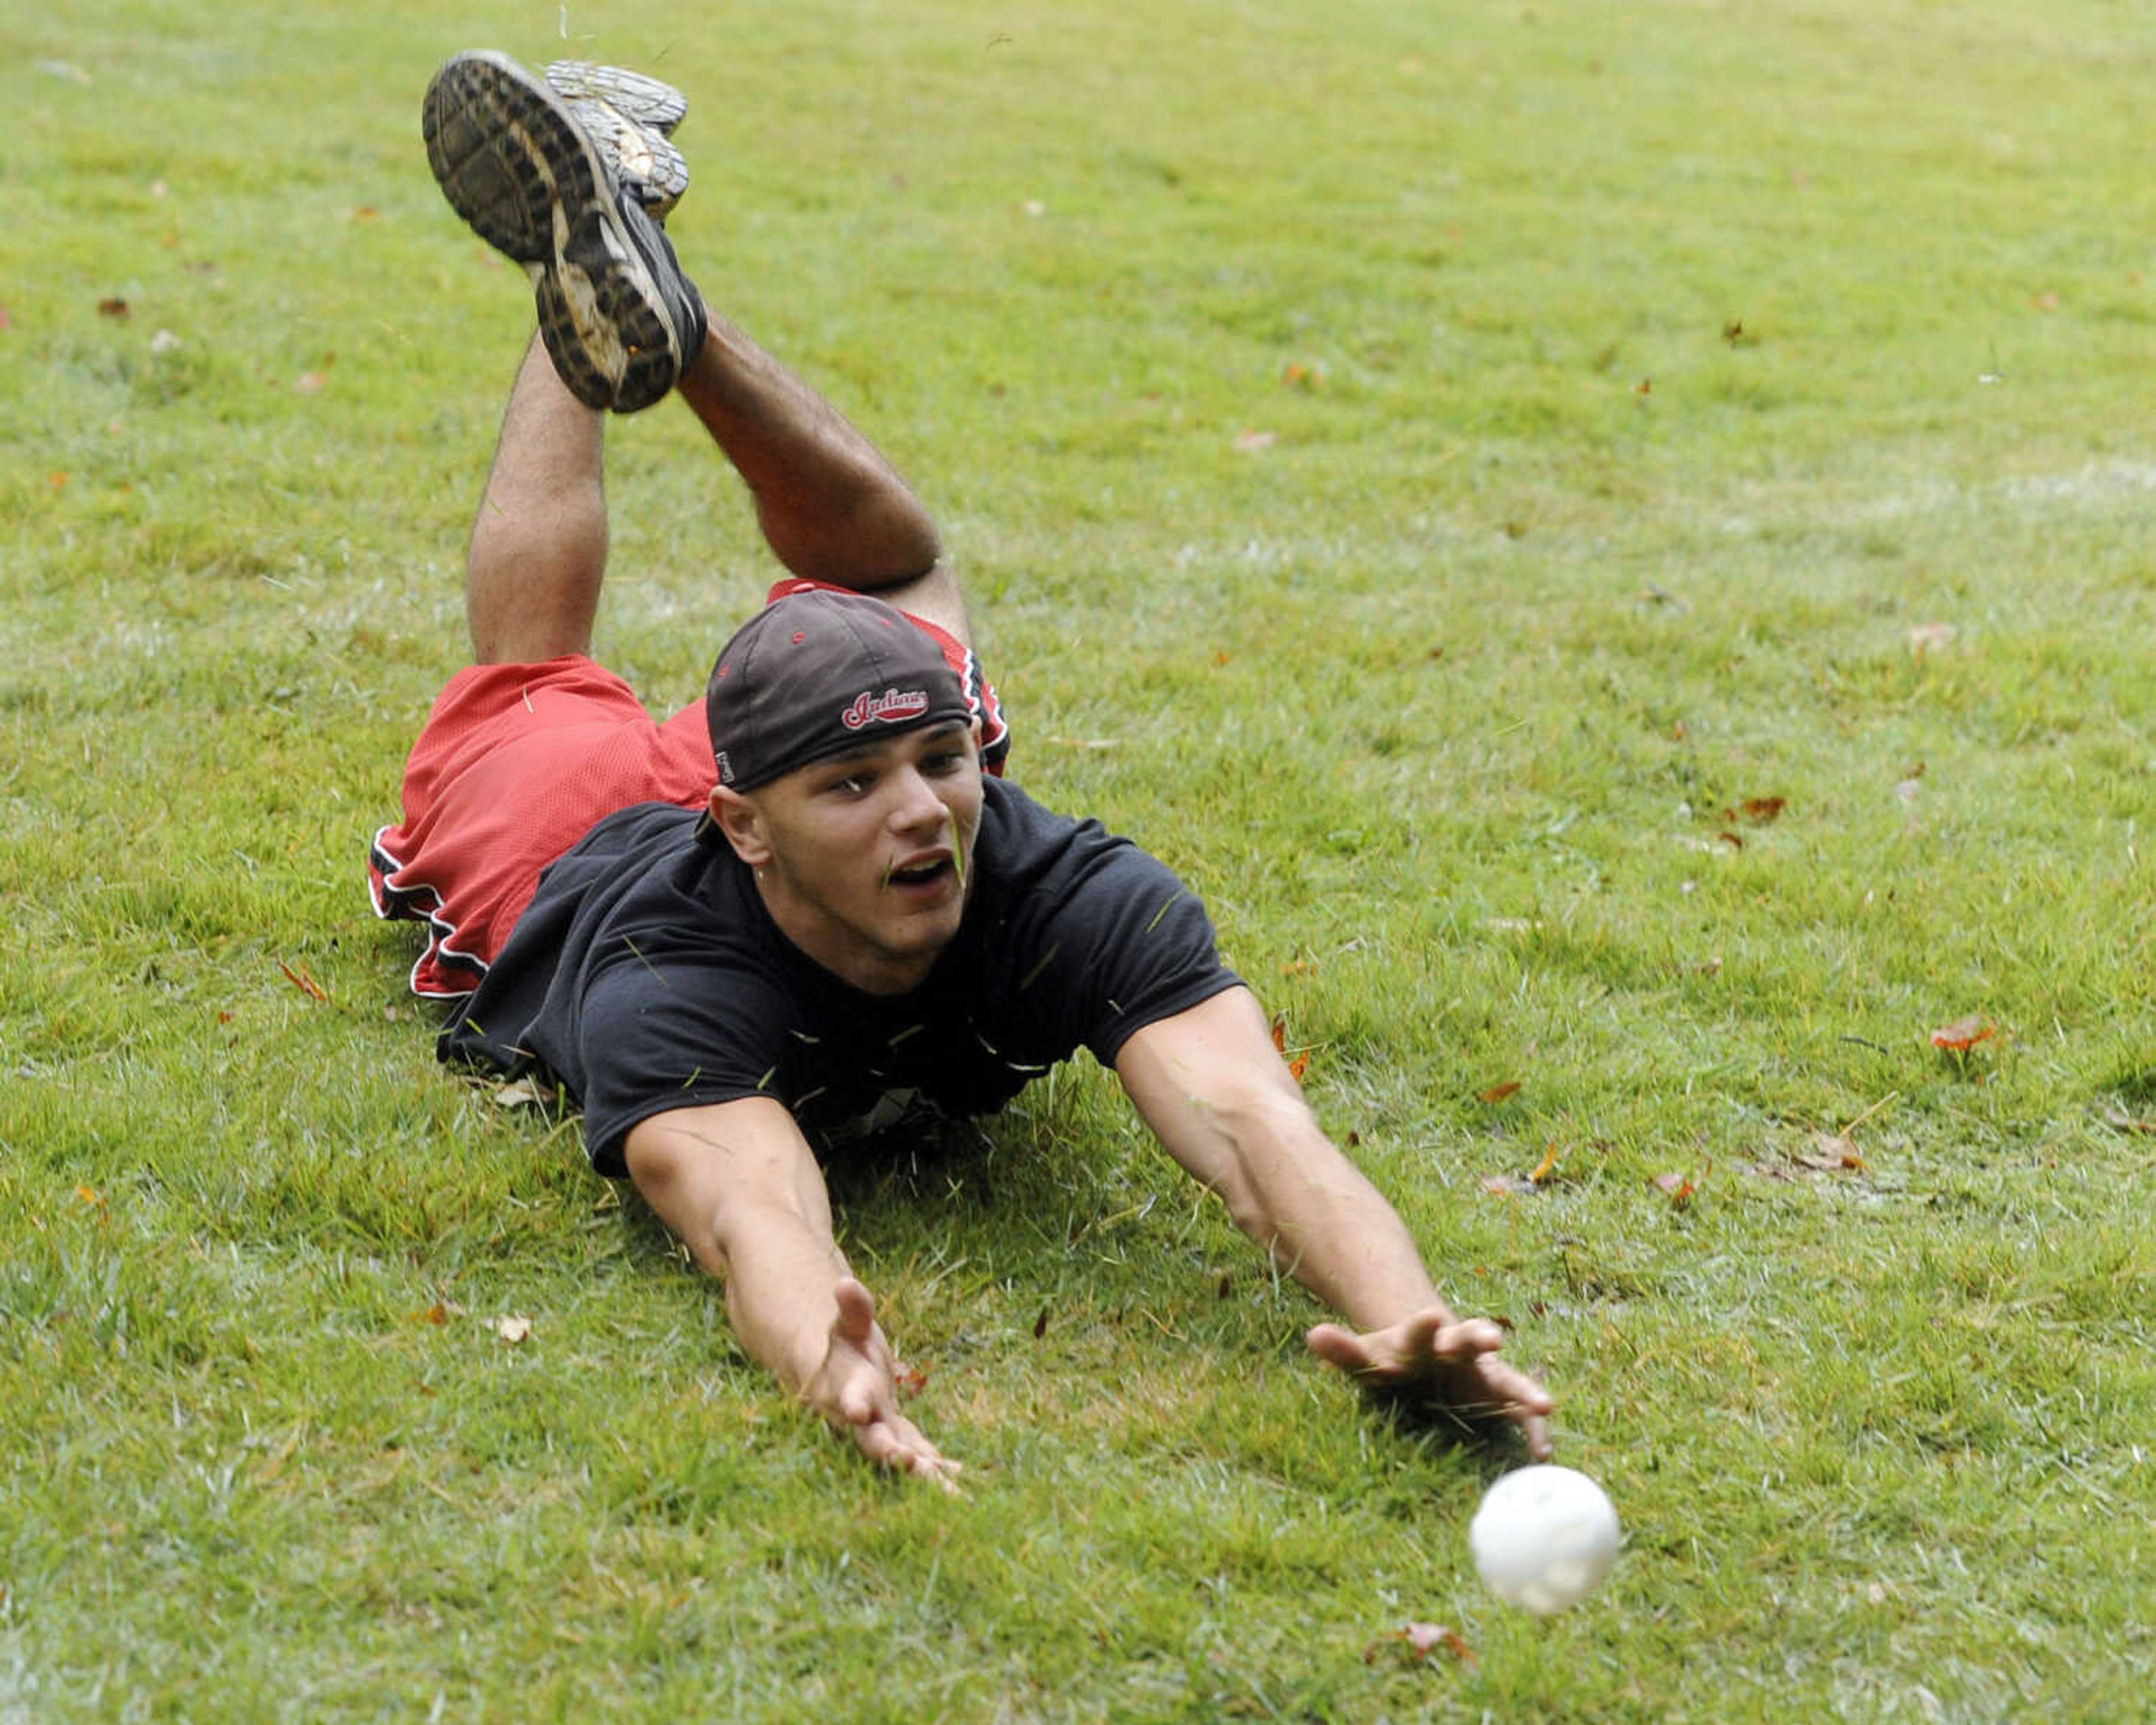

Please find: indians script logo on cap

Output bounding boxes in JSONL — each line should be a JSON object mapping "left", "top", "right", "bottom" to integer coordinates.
{"left": 841, "top": 687, "right": 931, "bottom": 731}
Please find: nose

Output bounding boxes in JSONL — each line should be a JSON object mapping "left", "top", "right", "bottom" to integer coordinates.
{"left": 885, "top": 763, "right": 949, "bottom": 835}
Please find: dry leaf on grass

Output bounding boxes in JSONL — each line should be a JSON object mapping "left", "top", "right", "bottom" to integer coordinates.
{"left": 1808, "top": 1133, "right": 1867, "bottom": 1171}
{"left": 1478, "top": 1080, "right": 1522, "bottom": 1105}
{"left": 1652, "top": 1171, "right": 1698, "bottom": 1206}
{"left": 493, "top": 1316, "right": 532, "bottom": 1345}
{"left": 1268, "top": 1015, "right": 1312, "bottom": 1081}
{"left": 494, "top": 1077, "right": 554, "bottom": 1109}
{"left": 278, "top": 961, "right": 328, "bottom": 1002}
{"left": 1364, "top": 1621, "right": 1477, "bottom": 1667}
{"left": 1929, "top": 1016, "right": 1995, "bottom": 1052}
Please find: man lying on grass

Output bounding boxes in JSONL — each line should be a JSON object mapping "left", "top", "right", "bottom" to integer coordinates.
{"left": 373, "top": 51, "right": 1554, "bottom": 1489}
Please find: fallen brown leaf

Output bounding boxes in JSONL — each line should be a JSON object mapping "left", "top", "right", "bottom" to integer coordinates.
{"left": 1741, "top": 796, "right": 1787, "bottom": 823}
{"left": 1929, "top": 1016, "right": 1995, "bottom": 1052}
{"left": 97, "top": 296, "right": 130, "bottom": 320}
{"left": 1652, "top": 1171, "right": 1697, "bottom": 1206}
{"left": 1364, "top": 1621, "right": 1478, "bottom": 1667}
{"left": 278, "top": 960, "right": 328, "bottom": 1002}
{"left": 1478, "top": 1080, "right": 1522, "bottom": 1105}
{"left": 1530, "top": 1143, "right": 1562, "bottom": 1184}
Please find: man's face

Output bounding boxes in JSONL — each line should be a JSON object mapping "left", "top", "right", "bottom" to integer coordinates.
{"left": 715, "top": 719, "right": 984, "bottom": 996}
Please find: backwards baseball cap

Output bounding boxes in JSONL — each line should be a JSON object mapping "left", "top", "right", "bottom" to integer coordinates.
{"left": 704, "top": 588, "right": 971, "bottom": 793}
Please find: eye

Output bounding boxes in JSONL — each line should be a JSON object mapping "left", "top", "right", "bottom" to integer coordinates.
{"left": 826, "top": 771, "right": 872, "bottom": 797}
{"left": 924, "top": 749, "right": 966, "bottom": 775}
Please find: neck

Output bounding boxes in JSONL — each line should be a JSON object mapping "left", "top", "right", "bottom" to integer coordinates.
{"left": 752, "top": 873, "right": 942, "bottom": 996}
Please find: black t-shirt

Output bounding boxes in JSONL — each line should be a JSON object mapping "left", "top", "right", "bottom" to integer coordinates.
{"left": 440, "top": 778, "right": 1241, "bottom": 1176}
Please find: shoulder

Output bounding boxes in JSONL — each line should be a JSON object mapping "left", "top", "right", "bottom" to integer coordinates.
{"left": 974, "top": 776, "right": 1164, "bottom": 888}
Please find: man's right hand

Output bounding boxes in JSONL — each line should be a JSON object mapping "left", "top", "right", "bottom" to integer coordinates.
{"left": 804, "top": 1277, "right": 961, "bottom": 1492}
{"left": 625, "top": 1101, "right": 961, "bottom": 1491}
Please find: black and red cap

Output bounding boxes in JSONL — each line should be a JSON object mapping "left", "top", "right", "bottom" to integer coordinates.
{"left": 705, "top": 589, "right": 971, "bottom": 792}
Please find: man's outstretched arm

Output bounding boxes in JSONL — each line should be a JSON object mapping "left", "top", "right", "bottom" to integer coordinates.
{"left": 1114, "top": 986, "right": 1555, "bottom": 1459}
{"left": 622, "top": 1097, "right": 960, "bottom": 1489}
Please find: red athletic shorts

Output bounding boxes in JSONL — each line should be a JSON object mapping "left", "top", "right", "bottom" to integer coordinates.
{"left": 369, "top": 579, "right": 1009, "bottom": 998}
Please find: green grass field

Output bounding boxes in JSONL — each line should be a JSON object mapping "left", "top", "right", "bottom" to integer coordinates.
{"left": 4, "top": 0, "right": 2153, "bottom": 1718}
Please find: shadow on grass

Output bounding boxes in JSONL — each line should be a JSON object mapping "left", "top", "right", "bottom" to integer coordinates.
{"left": 2102, "top": 1067, "right": 2156, "bottom": 1110}
{"left": 1367, "top": 1389, "right": 1543, "bottom": 1481}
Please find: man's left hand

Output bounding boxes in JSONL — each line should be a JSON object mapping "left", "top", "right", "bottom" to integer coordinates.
{"left": 1307, "top": 1309, "right": 1555, "bottom": 1461}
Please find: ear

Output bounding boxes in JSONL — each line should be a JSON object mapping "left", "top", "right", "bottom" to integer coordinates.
{"left": 707, "top": 784, "right": 771, "bottom": 867}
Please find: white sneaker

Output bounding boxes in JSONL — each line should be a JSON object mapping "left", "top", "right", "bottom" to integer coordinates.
{"left": 423, "top": 51, "right": 706, "bottom": 412}
{"left": 544, "top": 60, "right": 690, "bottom": 220}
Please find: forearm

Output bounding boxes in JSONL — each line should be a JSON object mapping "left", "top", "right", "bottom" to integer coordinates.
{"left": 1212, "top": 1098, "right": 1450, "bottom": 1332}
{"left": 1119, "top": 990, "right": 1454, "bottom": 1330}
{"left": 624, "top": 1119, "right": 854, "bottom": 1394}
{"left": 622, "top": 1103, "right": 957, "bottom": 1481}
{"left": 713, "top": 1212, "right": 859, "bottom": 1394}
{"left": 678, "top": 307, "right": 942, "bottom": 586}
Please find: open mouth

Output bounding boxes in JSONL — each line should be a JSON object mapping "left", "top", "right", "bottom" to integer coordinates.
{"left": 887, "top": 856, "right": 955, "bottom": 889}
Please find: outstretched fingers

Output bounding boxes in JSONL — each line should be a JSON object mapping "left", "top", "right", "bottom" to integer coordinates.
{"left": 821, "top": 1277, "right": 962, "bottom": 1492}
{"left": 1306, "top": 1308, "right": 1556, "bottom": 1458}
{"left": 1304, "top": 1320, "right": 1377, "bottom": 1375}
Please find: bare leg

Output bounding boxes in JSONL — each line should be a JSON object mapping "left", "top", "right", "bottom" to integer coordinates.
{"left": 677, "top": 305, "right": 972, "bottom": 645}
{"left": 465, "top": 336, "right": 610, "bottom": 664}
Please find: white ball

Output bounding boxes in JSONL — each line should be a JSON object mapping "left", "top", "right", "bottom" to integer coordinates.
{"left": 1469, "top": 1464, "right": 1621, "bottom": 1613}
